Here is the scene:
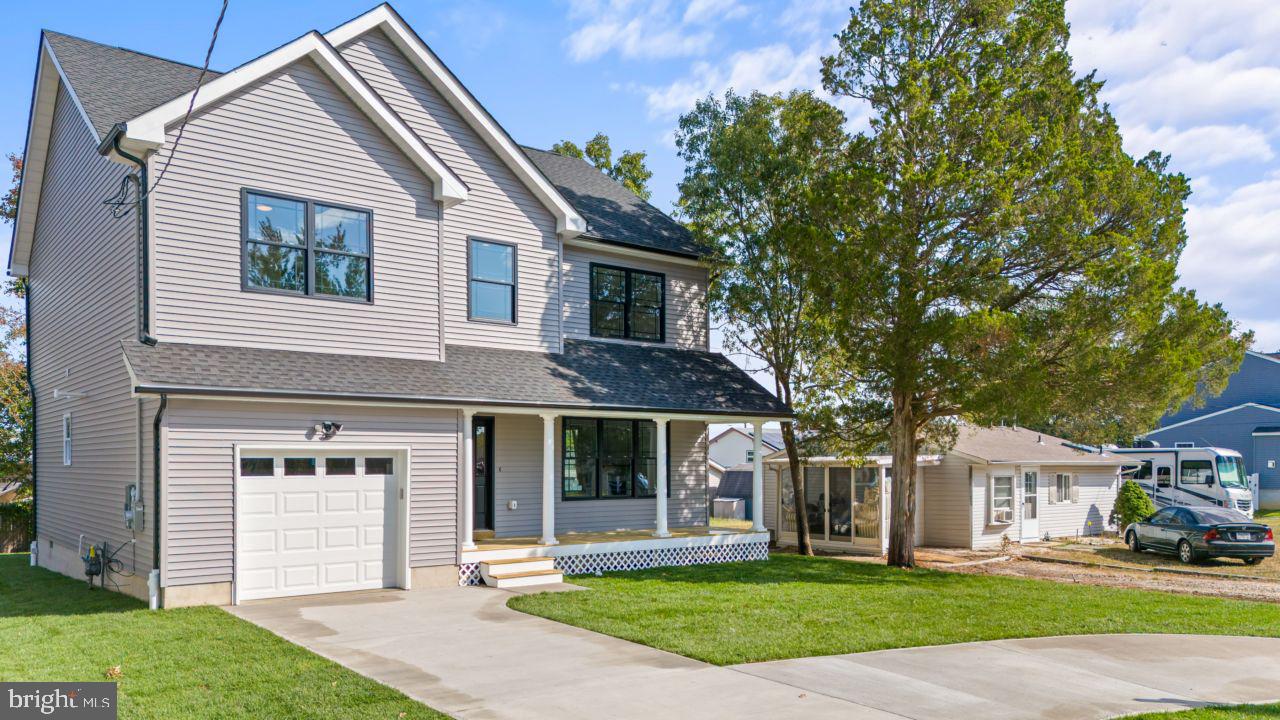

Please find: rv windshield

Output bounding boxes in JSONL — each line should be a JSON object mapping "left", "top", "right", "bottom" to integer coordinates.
{"left": 1216, "top": 456, "right": 1248, "bottom": 489}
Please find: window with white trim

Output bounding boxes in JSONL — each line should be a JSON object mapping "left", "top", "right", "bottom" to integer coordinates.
{"left": 62, "top": 413, "right": 72, "bottom": 466}
{"left": 746, "top": 449, "right": 755, "bottom": 463}
{"left": 990, "top": 475, "right": 1014, "bottom": 524}
{"left": 1052, "top": 472, "right": 1077, "bottom": 503}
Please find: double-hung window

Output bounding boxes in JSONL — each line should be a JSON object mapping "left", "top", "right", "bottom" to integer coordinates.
{"left": 243, "top": 190, "right": 372, "bottom": 301}
{"left": 589, "top": 264, "right": 664, "bottom": 341}
{"left": 562, "top": 418, "right": 668, "bottom": 499}
{"left": 990, "top": 475, "right": 1014, "bottom": 524}
{"left": 468, "top": 239, "right": 517, "bottom": 323}
{"left": 1051, "top": 472, "right": 1077, "bottom": 503}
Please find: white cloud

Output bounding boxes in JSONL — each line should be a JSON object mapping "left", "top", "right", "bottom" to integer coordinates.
{"left": 642, "top": 41, "right": 830, "bottom": 118}
{"left": 1182, "top": 171, "right": 1280, "bottom": 347}
{"left": 565, "top": 0, "right": 747, "bottom": 61}
{"left": 1124, "top": 124, "right": 1273, "bottom": 170}
{"left": 777, "top": 0, "right": 850, "bottom": 37}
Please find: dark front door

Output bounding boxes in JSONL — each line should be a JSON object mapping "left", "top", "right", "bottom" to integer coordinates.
{"left": 474, "top": 416, "right": 495, "bottom": 532}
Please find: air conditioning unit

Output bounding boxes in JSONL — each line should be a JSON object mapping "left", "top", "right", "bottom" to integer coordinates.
{"left": 992, "top": 507, "right": 1014, "bottom": 525}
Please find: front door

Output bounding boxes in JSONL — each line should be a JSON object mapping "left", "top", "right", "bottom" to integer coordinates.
{"left": 473, "top": 417, "right": 495, "bottom": 532}
{"left": 1021, "top": 469, "right": 1040, "bottom": 541}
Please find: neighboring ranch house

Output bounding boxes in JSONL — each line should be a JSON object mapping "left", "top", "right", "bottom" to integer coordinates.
{"left": 1145, "top": 351, "right": 1280, "bottom": 508}
{"left": 762, "top": 425, "right": 1125, "bottom": 552}
{"left": 12, "top": 4, "right": 786, "bottom": 606}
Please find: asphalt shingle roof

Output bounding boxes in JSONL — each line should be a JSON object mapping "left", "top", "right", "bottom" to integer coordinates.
{"left": 123, "top": 339, "right": 789, "bottom": 417}
{"left": 951, "top": 425, "right": 1122, "bottom": 464}
{"left": 43, "top": 30, "right": 221, "bottom": 141}
{"left": 522, "top": 146, "right": 707, "bottom": 258}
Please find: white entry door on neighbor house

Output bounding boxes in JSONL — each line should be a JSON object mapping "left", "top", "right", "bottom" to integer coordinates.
{"left": 1021, "top": 468, "right": 1040, "bottom": 541}
{"left": 235, "top": 450, "right": 402, "bottom": 602}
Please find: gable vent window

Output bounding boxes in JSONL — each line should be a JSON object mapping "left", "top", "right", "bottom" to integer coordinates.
{"left": 243, "top": 190, "right": 372, "bottom": 302}
{"left": 590, "top": 264, "right": 665, "bottom": 342}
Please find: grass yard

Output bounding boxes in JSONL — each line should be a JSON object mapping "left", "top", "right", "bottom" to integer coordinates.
{"left": 0, "top": 554, "right": 448, "bottom": 719}
{"left": 1131, "top": 703, "right": 1280, "bottom": 719}
{"left": 507, "top": 553, "right": 1280, "bottom": 665}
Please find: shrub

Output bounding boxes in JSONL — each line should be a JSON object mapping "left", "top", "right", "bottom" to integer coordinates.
{"left": 1113, "top": 480, "right": 1156, "bottom": 530}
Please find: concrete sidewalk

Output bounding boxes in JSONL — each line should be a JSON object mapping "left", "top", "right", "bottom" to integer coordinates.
{"left": 230, "top": 586, "right": 1280, "bottom": 720}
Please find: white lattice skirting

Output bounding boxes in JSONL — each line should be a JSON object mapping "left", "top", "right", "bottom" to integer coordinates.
{"left": 458, "top": 541, "right": 769, "bottom": 586}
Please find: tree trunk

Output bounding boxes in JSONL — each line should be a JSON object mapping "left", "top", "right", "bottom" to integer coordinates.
{"left": 887, "top": 394, "right": 916, "bottom": 568}
{"left": 782, "top": 420, "right": 813, "bottom": 556}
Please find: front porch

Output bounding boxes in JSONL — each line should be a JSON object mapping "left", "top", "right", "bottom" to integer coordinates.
{"left": 459, "top": 525, "right": 770, "bottom": 585}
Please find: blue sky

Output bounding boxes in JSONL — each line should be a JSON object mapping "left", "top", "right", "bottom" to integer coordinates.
{"left": 2, "top": 0, "right": 1278, "bottom": 360}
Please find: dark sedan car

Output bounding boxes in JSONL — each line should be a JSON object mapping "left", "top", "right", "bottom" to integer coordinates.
{"left": 1126, "top": 506, "right": 1274, "bottom": 565}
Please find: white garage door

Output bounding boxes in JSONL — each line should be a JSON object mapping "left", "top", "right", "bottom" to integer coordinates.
{"left": 236, "top": 450, "right": 401, "bottom": 601}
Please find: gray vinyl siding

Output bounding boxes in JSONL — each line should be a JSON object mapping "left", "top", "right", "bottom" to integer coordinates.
{"left": 562, "top": 245, "right": 710, "bottom": 350}
{"left": 488, "top": 416, "right": 707, "bottom": 536}
{"left": 161, "top": 399, "right": 458, "bottom": 586}
{"left": 921, "top": 455, "right": 972, "bottom": 547}
{"left": 338, "top": 30, "right": 560, "bottom": 352}
{"left": 968, "top": 463, "right": 1118, "bottom": 549}
{"left": 28, "top": 85, "right": 148, "bottom": 572}
{"left": 1148, "top": 405, "right": 1280, "bottom": 491}
{"left": 1036, "top": 465, "right": 1117, "bottom": 540}
{"left": 149, "top": 58, "right": 443, "bottom": 361}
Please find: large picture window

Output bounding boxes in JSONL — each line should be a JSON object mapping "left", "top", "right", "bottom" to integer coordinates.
{"left": 589, "top": 264, "right": 665, "bottom": 342}
{"left": 562, "top": 418, "right": 668, "bottom": 499}
{"left": 243, "top": 190, "right": 372, "bottom": 301}
{"left": 469, "top": 238, "right": 516, "bottom": 322}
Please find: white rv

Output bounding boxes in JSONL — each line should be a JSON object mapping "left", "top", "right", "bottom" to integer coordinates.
{"left": 1113, "top": 446, "right": 1255, "bottom": 517}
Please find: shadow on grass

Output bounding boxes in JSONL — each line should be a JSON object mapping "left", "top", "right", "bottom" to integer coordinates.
{"left": 0, "top": 554, "right": 142, "bottom": 618}
{"left": 567, "top": 553, "right": 961, "bottom": 588}
{"left": 1094, "top": 547, "right": 1268, "bottom": 572}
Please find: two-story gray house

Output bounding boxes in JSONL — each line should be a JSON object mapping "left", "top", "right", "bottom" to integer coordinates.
{"left": 11, "top": 4, "right": 786, "bottom": 607}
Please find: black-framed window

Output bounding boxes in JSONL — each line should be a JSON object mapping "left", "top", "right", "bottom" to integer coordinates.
{"left": 590, "top": 264, "right": 664, "bottom": 342}
{"left": 562, "top": 418, "right": 670, "bottom": 499}
{"left": 243, "top": 190, "right": 372, "bottom": 301}
{"left": 469, "top": 238, "right": 516, "bottom": 323}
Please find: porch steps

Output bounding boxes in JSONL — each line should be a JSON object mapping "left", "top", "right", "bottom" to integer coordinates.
{"left": 479, "top": 557, "right": 564, "bottom": 589}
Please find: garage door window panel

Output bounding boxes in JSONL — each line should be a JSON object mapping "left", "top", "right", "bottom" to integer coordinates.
{"left": 326, "top": 457, "right": 357, "bottom": 476}
{"left": 241, "top": 457, "right": 275, "bottom": 477}
{"left": 285, "top": 458, "right": 316, "bottom": 476}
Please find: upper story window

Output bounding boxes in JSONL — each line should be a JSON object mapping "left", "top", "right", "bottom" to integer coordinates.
{"left": 243, "top": 190, "right": 372, "bottom": 302}
{"left": 468, "top": 239, "right": 516, "bottom": 323}
{"left": 590, "top": 264, "right": 665, "bottom": 342}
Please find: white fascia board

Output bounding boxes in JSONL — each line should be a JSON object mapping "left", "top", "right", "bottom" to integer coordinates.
{"left": 10, "top": 39, "right": 100, "bottom": 276}
{"left": 565, "top": 236, "right": 704, "bottom": 267}
{"left": 122, "top": 31, "right": 467, "bottom": 207}
{"left": 1142, "top": 402, "right": 1280, "bottom": 435}
{"left": 324, "top": 5, "right": 587, "bottom": 238}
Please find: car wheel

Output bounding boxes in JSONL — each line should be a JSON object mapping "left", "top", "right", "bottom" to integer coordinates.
{"left": 1244, "top": 557, "right": 1264, "bottom": 566}
{"left": 1127, "top": 530, "right": 1142, "bottom": 553}
{"left": 1177, "top": 540, "right": 1197, "bottom": 564}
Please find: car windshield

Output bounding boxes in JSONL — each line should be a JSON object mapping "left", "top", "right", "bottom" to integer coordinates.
{"left": 1216, "top": 456, "right": 1249, "bottom": 489}
{"left": 1189, "top": 507, "right": 1251, "bottom": 525}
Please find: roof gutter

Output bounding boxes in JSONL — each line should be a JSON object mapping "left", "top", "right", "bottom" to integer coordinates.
{"left": 129, "top": 383, "right": 793, "bottom": 419}
{"left": 103, "top": 125, "right": 158, "bottom": 346}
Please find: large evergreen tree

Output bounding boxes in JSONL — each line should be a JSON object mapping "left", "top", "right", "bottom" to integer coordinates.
{"left": 813, "top": 0, "right": 1249, "bottom": 567}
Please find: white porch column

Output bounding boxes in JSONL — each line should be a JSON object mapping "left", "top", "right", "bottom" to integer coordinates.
{"left": 461, "top": 409, "right": 476, "bottom": 550}
{"left": 751, "top": 421, "right": 766, "bottom": 532}
{"left": 654, "top": 417, "right": 671, "bottom": 538}
{"left": 540, "top": 413, "right": 558, "bottom": 546}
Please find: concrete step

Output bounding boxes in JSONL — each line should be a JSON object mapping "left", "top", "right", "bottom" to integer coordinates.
{"left": 480, "top": 567, "right": 564, "bottom": 589}
{"left": 481, "top": 557, "right": 556, "bottom": 574}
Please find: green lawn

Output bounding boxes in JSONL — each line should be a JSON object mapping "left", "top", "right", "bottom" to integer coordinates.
{"left": 0, "top": 554, "right": 448, "bottom": 719}
{"left": 508, "top": 554, "right": 1280, "bottom": 665}
{"left": 1132, "top": 703, "right": 1280, "bottom": 719}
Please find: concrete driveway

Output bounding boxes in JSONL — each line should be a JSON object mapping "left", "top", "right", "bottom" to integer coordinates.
{"left": 230, "top": 586, "right": 1280, "bottom": 720}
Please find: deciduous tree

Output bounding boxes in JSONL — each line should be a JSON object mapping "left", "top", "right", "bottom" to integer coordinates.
{"left": 553, "top": 133, "right": 654, "bottom": 201}
{"left": 676, "top": 91, "right": 848, "bottom": 555}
